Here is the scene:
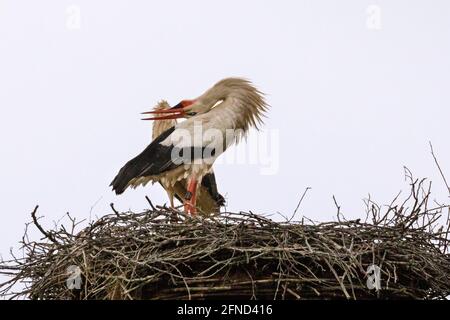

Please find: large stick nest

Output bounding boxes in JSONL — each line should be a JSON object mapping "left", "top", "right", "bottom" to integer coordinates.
{"left": 1, "top": 174, "right": 450, "bottom": 300}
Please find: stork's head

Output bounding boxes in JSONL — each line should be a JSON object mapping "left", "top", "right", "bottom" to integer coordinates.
{"left": 142, "top": 78, "right": 267, "bottom": 130}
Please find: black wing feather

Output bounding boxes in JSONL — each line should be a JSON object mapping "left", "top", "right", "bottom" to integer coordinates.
{"left": 110, "top": 127, "right": 178, "bottom": 194}
{"left": 110, "top": 126, "right": 218, "bottom": 195}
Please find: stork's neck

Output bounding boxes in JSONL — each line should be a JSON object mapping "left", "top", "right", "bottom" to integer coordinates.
{"left": 179, "top": 78, "right": 267, "bottom": 144}
{"left": 208, "top": 88, "right": 266, "bottom": 135}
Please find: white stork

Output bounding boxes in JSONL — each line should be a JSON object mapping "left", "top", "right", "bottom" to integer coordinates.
{"left": 150, "top": 100, "right": 225, "bottom": 213}
{"left": 111, "top": 77, "right": 268, "bottom": 214}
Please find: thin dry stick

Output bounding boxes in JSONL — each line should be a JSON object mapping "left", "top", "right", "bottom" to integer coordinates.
{"left": 145, "top": 196, "right": 157, "bottom": 211}
{"left": 291, "top": 187, "right": 311, "bottom": 221}
{"left": 110, "top": 203, "right": 120, "bottom": 217}
{"left": 30, "top": 205, "right": 57, "bottom": 244}
{"left": 429, "top": 141, "right": 450, "bottom": 197}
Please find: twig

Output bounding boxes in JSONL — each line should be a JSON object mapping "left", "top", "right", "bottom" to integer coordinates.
{"left": 110, "top": 203, "right": 120, "bottom": 217}
{"left": 291, "top": 187, "right": 311, "bottom": 221}
{"left": 429, "top": 141, "right": 450, "bottom": 197}
{"left": 30, "top": 205, "right": 57, "bottom": 244}
{"left": 145, "top": 196, "right": 157, "bottom": 211}
{"left": 333, "top": 195, "right": 344, "bottom": 223}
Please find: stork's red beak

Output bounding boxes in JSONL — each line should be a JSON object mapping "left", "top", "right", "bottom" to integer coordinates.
{"left": 141, "top": 100, "right": 196, "bottom": 121}
{"left": 141, "top": 105, "right": 185, "bottom": 121}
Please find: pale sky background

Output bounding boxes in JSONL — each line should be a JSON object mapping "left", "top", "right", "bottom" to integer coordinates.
{"left": 1, "top": 0, "right": 450, "bottom": 290}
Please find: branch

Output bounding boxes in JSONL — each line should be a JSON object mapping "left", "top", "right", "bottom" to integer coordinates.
{"left": 30, "top": 205, "right": 57, "bottom": 243}
{"left": 145, "top": 196, "right": 157, "bottom": 211}
{"left": 291, "top": 187, "right": 311, "bottom": 221}
{"left": 430, "top": 141, "right": 450, "bottom": 197}
{"left": 110, "top": 203, "right": 120, "bottom": 217}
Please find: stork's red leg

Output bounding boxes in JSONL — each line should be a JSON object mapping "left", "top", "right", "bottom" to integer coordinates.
{"left": 184, "top": 178, "right": 198, "bottom": 215}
